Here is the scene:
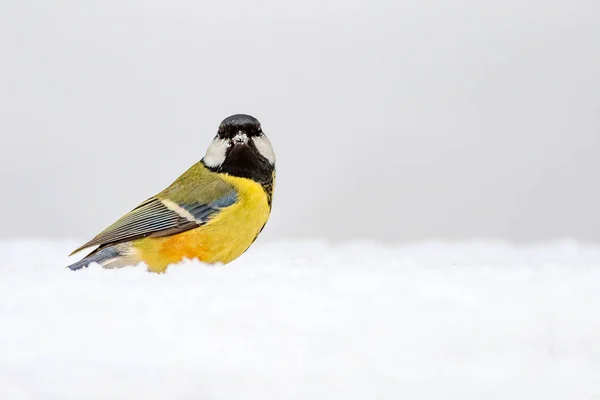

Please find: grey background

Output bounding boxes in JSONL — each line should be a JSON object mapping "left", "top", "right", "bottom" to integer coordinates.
{"left": 1, "top": 0, "right": 599, "bottom": 244}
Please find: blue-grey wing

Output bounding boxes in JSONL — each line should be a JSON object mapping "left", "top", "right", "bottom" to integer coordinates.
{"left": 70, "top": 190, "right": 238, "bottom": 255}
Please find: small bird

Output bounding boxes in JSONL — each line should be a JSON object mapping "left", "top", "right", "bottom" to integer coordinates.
{"left": 67, "top": 114, "right": 275, "bottom": 273}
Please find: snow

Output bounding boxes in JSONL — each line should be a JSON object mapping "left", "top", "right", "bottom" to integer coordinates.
{"left": 1, "top": 239, "right": 600, "bottom": 399}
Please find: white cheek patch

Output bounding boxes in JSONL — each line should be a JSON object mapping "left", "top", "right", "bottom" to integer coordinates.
{"left": 253, "top": 135, "right": 276, "bottom": 165}
{"left": 203, "top": 138, "right": 230, "bottom": 167}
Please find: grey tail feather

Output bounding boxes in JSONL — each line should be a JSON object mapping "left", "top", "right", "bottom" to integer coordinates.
{"left": 66, "top": 246, "right": 122, "bottom": 271}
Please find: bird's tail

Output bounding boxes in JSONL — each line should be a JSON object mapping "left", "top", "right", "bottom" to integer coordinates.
{"left": 66, "top": 246, "right": 139, "bottom": 271}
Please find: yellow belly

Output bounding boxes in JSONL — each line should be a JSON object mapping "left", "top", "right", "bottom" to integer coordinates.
{"left": 133, "top": 175, "right": 271, "bottom": 272}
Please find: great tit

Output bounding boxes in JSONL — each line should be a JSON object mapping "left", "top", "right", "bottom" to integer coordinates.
{"left": 67, "top": 114, "right": 275, "bottom": 273}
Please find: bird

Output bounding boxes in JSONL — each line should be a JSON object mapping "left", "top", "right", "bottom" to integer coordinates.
{"left": 67, "top": 114, "right": 275, "bottom": 273}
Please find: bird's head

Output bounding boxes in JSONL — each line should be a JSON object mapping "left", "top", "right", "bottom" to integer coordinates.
{"left": 202, "top": 114, "right": 275, "bottom": 181}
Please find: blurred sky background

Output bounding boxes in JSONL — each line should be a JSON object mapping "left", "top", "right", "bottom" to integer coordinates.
{"left": 0, "top": 0, "right": 599, "bottom": 244}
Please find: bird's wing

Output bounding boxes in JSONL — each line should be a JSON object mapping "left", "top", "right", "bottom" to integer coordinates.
{"left": 70, "top": 177, "right": 238, "bottom": 256}
{"left": 70, "top": 192, "right": 237, "bottom": 255}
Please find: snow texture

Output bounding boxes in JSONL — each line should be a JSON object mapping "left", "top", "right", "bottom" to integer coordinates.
{"left": 1, "top": 239, "right": 599, "bottom": 399}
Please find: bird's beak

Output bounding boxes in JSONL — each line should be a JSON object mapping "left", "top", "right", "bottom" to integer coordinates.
{"left": 232, "top": 131, "right": 248, "bottom": 145}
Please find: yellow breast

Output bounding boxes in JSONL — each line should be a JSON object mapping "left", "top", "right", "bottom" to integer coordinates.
{"left": 134, "top": 174, "right": 272, "bottom": 272}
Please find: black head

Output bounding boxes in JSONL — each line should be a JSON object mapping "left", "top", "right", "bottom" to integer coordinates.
{"left": 202, "top": 114, "right": 275, "bottom": 183}
{"left": 217, "top": 114, "right": 262, "bottom": 140}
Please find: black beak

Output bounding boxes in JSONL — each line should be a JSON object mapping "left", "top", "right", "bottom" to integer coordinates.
{"left": 232, "top": 131, "right": 248, "bottom": 145}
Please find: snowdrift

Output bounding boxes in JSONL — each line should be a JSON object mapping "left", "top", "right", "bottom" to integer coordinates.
{"left": 1, "top": 239, "right": 599, "bottom": 399}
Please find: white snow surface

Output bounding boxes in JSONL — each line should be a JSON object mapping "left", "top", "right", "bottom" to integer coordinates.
{"left": 1, "top": 239, "right": 600, "bottom": 399}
